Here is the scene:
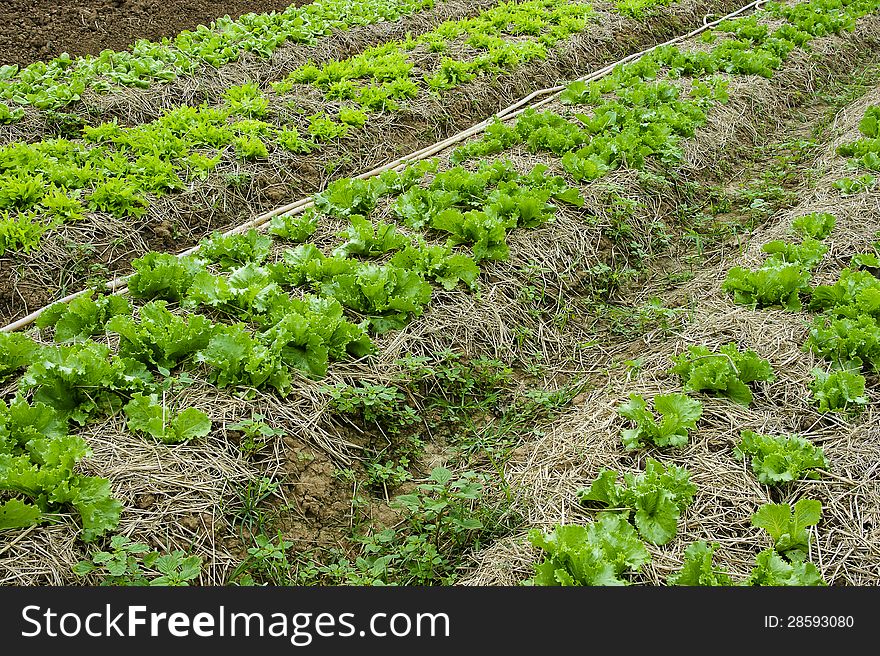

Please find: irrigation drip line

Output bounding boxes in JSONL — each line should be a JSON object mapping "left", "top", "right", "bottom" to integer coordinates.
{"left": 2, "top": 0, "right": 766, "bottom": 333}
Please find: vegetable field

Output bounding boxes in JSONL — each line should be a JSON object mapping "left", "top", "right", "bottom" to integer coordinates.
{"left": 1, "top": 0, "right": 879, "bottom": 587}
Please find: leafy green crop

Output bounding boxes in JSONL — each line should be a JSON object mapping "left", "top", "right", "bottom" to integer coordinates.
{"left": 315, "top": 261, "right": 433, "bottom": 333}
{"left": 762, "top": 237, "right": 827, "bottom": 268}
{"left": 123, "top": 393, "right": 212, "bottom": 444}
{"left": 333, "top": 214, "right": 409, "bottom": 258}
{"left": 393, "top": 186, "right": 458, "bottom": 229}
{"left": 277, "top": 127, "right": 314, "bottom": 154}
{"left": 314, "top": 178, "right": 380, "bottom": 218}
{"left": 0, "top": 210, "right": 49, "bottom": 255}
{"left": 389, "top": 242, "right": 479, "bottom": 290}
{"left": 307, "top": 114, "right": 349, "bottom": 141}
{"left": 851, "top": 251, "right": 880, "bottom": 271}
{"left": 432, "top": 208, "right": 511, "bottom": 262}
{"left": 836, "top": 104, "right": 880, "bottom": 181}
{"left": 833, "top": 174, "right": 876, "bottom": 195}
{"left": 87, "top": 178, "right": 149, "bottom": 218}
{"left": 0, "top": 0, "right": 438, "bottom": 113}
{"left": 667, "top": 541, "right": 733, "bottom": 586}
{"left": 0, "top": 498, "right": 42, "bottom": 531}
{"left": 669, "top": 343, "right": 775, "bottom": 405}
{"left": 746, "top": 548, "right": 826, "bottom": 586}
{"left": 0, "top": 102, "right": 23, "bottom": 124}
{"left": 805, "top": 314, "right": 880, "bottom": 371}
{"left": 268, "top": 211, "right": 318, "bottom": 242}
{"left": 234, "top": 135, "right": 269, "bottom": 160}
{"left": 128, "top": 253, "right": 207, "bottom": 302}
{"left": 669, "top": 539, "right": 827, "bottom": 587}
{"left": 0, "top": 173, "right": 46, "bottom": 210}
{"left": 734, "top": 430, "right": 828, "bottom": 484}
{"left": 809, "top": 268, "right": 880, "bottom": 319}
{"left": 615, "top": 0, "right": 673, "bottom": 20}
{"left": 259, "top": 297, "right": 373, "bottom": 378}
{"left": 277, "top": 0, "right": 593, "bottom": 129}
{"left": 0, "top": 3, "right": 445, "bottom": 259}
{"left": 459, "top": 70, "right": 712, "bottom": 175}
{"left": 223, "top": 83, "right": 270, "bottom": 118}
{"left": 40, "top": 188, "right": 85, "bottom": 222}
{"left": 4, "top": 0, "right": 877, "bottom": 551}
{"left": 528, "top": 514, "right": 650, "bottom": 586}
{"left": 175, "top": 257, "right": 375, "bottom": 378}
{"left": 0, "top": 0, "right": 860, "bottom": 260}
{"left": 195, "top": 323, "right": 292, "bottom": 395}
{"left": 338, "top": 106, "right": 369, "bottom": 126}
{"left": 184, "top": 264, "right": 287, "bottom": 321}
{"left": 858, "top": 105, "right": 880, "bottom": 138}
{"left": 452, "top": 4, "right": 863, "bottom": 192}
{"left": 578, "top": 459, "right": 696, "bottom": 545}
{"left": 617, "top": 392, "right": 702, "bottom": 449}
{"left": 809, "top": 367, "right": 869, "bottom": 412}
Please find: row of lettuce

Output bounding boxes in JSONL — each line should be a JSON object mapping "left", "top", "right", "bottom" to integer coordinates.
{"left": 0, "top": 0, "right": 624, "bottom": 257}
{"left": 0, "top": 0, "right": 684, "bottom": 119}
{"left": 0, "top": 0, "right": 874, "bottom": 584}
{"left": 272, "top": 0, "right": 596, "bottom": 118}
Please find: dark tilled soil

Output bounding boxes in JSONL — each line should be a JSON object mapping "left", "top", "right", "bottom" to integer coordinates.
{"left": 0, "top": 0, "right": 309, "bottom": 67}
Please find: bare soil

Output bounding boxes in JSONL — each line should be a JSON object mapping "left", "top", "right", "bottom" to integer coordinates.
{"left": 0, "top": 0, "right": 309, "bottom": 67}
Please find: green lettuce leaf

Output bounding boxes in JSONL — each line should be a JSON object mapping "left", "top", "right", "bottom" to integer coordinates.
{"left": 722, "top": 263, "right": 811, "bottom": 311}
{"left": 0, "top": 332, "right": 42, "bottom": 379}
{"left": 36, "top": 293, "right": 131, "bottom": 342}
{"left": 196, "top": 324, "right": 292, "bottom": 394}
{"left": 669, "top": 343, "right": 774, "bottom": 406}
{"left": 128, "top": 252, "right": 207, "bottom": 302}
{"left": 123, "top": 393, "right": 211, "bottom": 444}
{"left": 528, "top": 514, "right": 649, "bottom": 586}
{"left": 734, "top": 430, "right": 827, "bottom": 485}
{"left": 809, "top": 367, "right": 869, "bottom": 413}
{"left": 578, "top": 459, "right": 695, "bottom": 545}
{"left": 746, "top": 549, "right": 826, "bottom": 586}
{"left": 752, "top": 499, "right": 821, "bottom": 561}
{"left": 199, "top": 229, "right": 272, "bottom": 269}
{"left": 333, "top": 214, "right": 408, "bottom": 258}
{"left": 0, "top": 498, "right": 43, "bottom": 530}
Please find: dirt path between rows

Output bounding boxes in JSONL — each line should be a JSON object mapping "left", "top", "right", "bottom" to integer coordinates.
{"left": 0, "top": 0, "right": 310, "bottom": 67}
